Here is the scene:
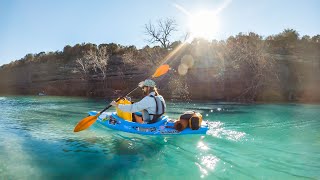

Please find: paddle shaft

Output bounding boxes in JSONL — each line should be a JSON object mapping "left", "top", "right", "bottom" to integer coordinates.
{"left": 98, "top": 64, "right": 170, "bottom": 114}
{"left": 100, "top": 86, "right": 139, "bottom": 114}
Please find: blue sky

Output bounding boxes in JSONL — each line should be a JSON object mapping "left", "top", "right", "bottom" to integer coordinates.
{"left": 0, "top": 0, "right": 319, "bottom": 65}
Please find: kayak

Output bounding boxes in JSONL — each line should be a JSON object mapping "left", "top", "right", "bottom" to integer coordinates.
{"left": 89, "top": 111, "right": 209, "bottom": 135}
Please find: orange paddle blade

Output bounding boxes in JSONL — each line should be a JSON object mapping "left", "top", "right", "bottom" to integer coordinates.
{"left": 73, "top": 113, "right": 101, "bottom": 132}
{"left": 152, "top": 64, "right": 170, "bottom": 78}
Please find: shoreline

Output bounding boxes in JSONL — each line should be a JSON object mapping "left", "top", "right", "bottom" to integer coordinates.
{"left": 1, "top": 94, "right": 320, "bottom": 105}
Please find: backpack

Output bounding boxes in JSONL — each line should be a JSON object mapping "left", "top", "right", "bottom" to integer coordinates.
{"left": 179, "top": 111, "right": 203, "bottom": 130}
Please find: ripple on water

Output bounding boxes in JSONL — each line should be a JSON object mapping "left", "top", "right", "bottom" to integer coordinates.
{"left": 1, "top": 97, "right": 320, "bottom": 179}
{"left": 207, "top": 121, "right": 247, "bottom": 141}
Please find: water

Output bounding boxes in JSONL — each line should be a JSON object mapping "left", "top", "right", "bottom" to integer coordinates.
{"left": 0, "top": 96, "right": 319, "bottom": 179}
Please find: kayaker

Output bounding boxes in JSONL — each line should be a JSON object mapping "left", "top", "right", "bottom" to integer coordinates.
{"left": 110, "top": 79, "right": 166, "bottom": 124}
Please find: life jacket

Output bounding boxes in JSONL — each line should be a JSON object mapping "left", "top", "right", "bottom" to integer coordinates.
{"left": 147, "top": 94, "right": 166, "bottom": 124}
{"left": 179, "top": 111, "right": 203, "bottom": 130}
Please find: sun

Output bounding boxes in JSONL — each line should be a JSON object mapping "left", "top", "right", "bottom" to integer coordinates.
{"left": 188, "top": 10, "right": 220, "bottom": 40}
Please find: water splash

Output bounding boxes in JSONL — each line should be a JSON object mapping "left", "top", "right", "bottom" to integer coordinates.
{"left": 207, "top": 121, "right": 246, "bottom": 141}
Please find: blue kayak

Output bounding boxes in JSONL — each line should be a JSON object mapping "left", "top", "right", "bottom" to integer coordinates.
{"left": 89, "top": 111, "right": 209, "bottom": 135}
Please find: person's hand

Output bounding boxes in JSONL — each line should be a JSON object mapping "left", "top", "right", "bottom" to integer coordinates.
{"left": 138, "top": 81, "right": 145, "bottom": 88}
{"left": 110, "top": 101, "right": 118, "bottom": 107}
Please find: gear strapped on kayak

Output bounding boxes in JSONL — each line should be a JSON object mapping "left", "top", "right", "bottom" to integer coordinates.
{"left": 174, "top": 111, "right": 203, "bottom": 131}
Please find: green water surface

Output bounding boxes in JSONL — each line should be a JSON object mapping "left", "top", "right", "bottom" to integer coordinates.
{"left": 0, "top": 96, "right": 319, "bottom": 179}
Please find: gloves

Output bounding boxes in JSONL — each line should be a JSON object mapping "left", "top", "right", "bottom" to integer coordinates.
{"left": 138, "top": 81, "right": 145, "bottom": 88}
{"left": 110, "top": 101, "right": 118, "bottom": 107}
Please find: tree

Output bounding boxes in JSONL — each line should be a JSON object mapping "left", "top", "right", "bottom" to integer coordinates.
{"left": 169, "top": 40, "right": 182, "bottom": 51}
{"left": 268, "top": 29, "right": 300, "bottom": 55}
{"left": 301, "top": 35, "right": 311, "bottom": 42}
{"left": 311, "top": 35, "right": 320, "bottom": 43}
{"left": 99, "top": 43, "right": 120, "bottom": 55}
{"left": 24, "top": 53, "right": 34, "bottom": 61}
{"left": 140, "top": 46, "right": 166, "bottom": 66}
{"left": 75, "top": 57, "right": 92, "bottom": 80}
{"left": 145, "top": 18, "right": 177, "bottom": 49}
{"left": 121, "top": 47, "right": 137, "bottom": 66}
{"left": 225, "top": 32, "right": 279, "bottom": 101}
{"left": 281, "top": 29, "right": 300, "bottom": 41}
{"left": 91, "top": 47, "right": 109, "bottom": 80}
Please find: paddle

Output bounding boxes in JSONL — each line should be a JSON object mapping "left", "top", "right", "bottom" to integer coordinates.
{"left": 73, "top": 64, "right": 170, "bottom": 132}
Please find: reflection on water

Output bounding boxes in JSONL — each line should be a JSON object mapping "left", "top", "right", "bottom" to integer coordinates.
{"left": 195, "top": 155, "right": 220, "bottom": 178}
{"left": 197, "top": 140, "right": 209, "bottom": 150}
{"left": 0, "top": 96, "right": 320, "bottom": 179}
{"left": 195, "top": 138, "right": 220, "bottom": 178}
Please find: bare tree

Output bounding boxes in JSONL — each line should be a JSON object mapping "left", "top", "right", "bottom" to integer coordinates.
{"left": 145, "top": 18, "right": 177, "bottom": 49}
{"left": 183, "top": 31, "right": 190, "bottom": 42}
{"left": 88, "top": 47, "right": 109, "bottom": 92}
{"left": 91, "top": 46, "right": 109, "bottom": 79}
{"left": 122, "top": 49, "right": 136, "bottom": 66}
{"left": 225, "top": 33, "right": 279, "bottom": 101}
{"left": 76, "top": 57, "right": 92, "bottom": 80}
{"left": 140, "top": 46, "right": 167, "bottom": 66}
{"left": 76, "top": 47, "right": 109, "bottom": 95}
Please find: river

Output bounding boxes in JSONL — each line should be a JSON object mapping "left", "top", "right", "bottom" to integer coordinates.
{"left": 0, "top": 96, "right": 319, "bottom": 179}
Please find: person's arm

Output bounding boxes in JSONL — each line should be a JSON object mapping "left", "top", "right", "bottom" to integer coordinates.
{"left": 116, "top": 97, "right": 151, "bottom": 113}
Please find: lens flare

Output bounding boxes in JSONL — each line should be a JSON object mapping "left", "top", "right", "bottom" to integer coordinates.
{"left": 178, "top": 63, "right": 188, "bottom": 76}
{"left": 181, "top": 54, "right": 194, "bottom": 68}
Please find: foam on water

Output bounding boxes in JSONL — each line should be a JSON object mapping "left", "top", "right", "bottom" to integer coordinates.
{"left": 207, "top": 121, "right": 247, "bottom": 141}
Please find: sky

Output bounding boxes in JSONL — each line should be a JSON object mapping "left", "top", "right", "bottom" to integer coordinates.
{"left": 0, "top": 0, "right": 319, "bottom": 66}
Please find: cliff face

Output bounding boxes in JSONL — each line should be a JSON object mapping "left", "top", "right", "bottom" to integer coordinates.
{"left": 0, "top": 60, "right": 140, "bottom": 97}
{"left": 1, "top": 35, "right": 320, "bottom": 103}
{"left": 1, "top": 53, "right": 319, "bottom": 103}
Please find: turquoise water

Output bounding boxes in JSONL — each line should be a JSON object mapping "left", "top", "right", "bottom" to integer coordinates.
{"left": 0, "top": 96, "right": 319, "bottom": 179}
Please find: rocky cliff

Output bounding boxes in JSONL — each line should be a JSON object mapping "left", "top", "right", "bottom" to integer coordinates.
{"left": 1, "top": 53, "right": 319, "bottom": 103}
{"left": 1, "top": 36, "right": 320, "bottom": 103}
